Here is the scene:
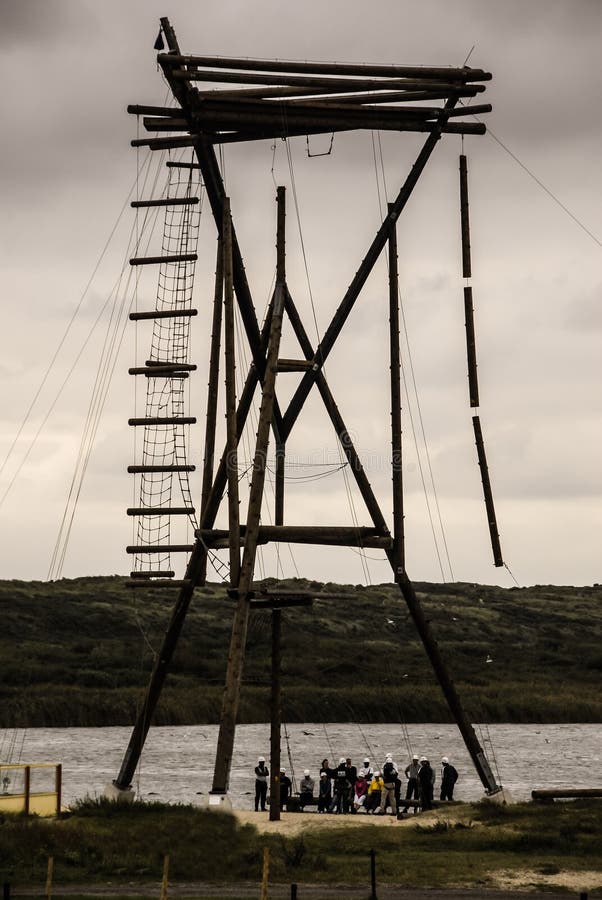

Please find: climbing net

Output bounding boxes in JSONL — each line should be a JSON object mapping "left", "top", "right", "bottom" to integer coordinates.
{"left": 132, "top": 164, "right": 202, "bottom": 576}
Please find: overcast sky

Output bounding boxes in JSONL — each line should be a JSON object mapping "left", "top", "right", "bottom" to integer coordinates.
{"left": 1, "top": 0, "right": 600, "bottom": 588}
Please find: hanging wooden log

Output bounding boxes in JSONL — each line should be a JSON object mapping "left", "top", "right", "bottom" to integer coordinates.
{"left": 464, "top": 287, "right": 480, "bottom": 408}
{"left": 459, "top": 154, "right": 472, "bottom": 278}
{"left": 472, "top": 415, "right": 503, "bottom": 567}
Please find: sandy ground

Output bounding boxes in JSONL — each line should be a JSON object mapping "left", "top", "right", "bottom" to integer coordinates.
{"left": 234, "top": 803, "right": 473, "bottom": 835}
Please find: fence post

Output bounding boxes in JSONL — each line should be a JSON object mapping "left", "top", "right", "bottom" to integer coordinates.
{"left": 291, "top": 884, "right": 298, "bottom": 899}
{"left": 260, "top": 847, "right": 270, "bottom": 900}
{"left": 45, "top": 857, "right": 53, "bottom": 900}
{"left": 3, "top": 883, "right": 10, "bottom": 900}
{"left": 160, "top": 854, "right": 169, "bottom": 900}
{"left": 370, "top": 848, "right": 377, "bottom": 900}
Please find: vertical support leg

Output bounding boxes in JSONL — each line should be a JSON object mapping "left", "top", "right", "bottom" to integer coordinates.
{"left": 223, "top": 198, "right": 241, "bottom": 584}
{"left": 388, "top": 203, "right": 405, "bottom": 569}
{"left": 212, "top": 284, "right": 286, "bottom": 793}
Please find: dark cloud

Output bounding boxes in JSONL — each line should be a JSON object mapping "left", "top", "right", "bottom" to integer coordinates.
{"left": 0, "top": 0, "right": 97, "bottom": 48}
{"left": 1, "top": 0, "right": 600, "bottom": 586}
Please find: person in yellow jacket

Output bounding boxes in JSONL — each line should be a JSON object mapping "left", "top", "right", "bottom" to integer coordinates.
{"left": 365, "top": 771, "right": 384, "bottom": 814}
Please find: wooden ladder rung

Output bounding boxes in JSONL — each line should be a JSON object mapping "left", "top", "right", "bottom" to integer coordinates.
{"left": 130, "top": 571, "right": 175, "bottom": 578}
{"left": 128, "top": 464, "right": 196, "bottom": 473}
{"left": 129, "top": 253, "right": 198, "bottom": 266}
{"left": 146, "top": 360, "right": 196, "bottom": 369}
{"left": 131, "top": 197, "right": 199, "bottom": 208}
{"left": 126, "top": 579, "right": 192, "bottom": 589}
{"left": 166, "top": 160, "right": 202, "bottom": 169}
{"left": 126, "top": 544, "right": 195, "bottom": 554}
{"left": 127, "top": 507, "right": 196, "bottom": 516}
{"left": 129, "top": 367, "right": 189, "bottom": 378}
{"left": 129, "top": 308, "right": 198, "bottom": 321}
{"left": 128, "top": 416, "right": 197, "bottom": 426}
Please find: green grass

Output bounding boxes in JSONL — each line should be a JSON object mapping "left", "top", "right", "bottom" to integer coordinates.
{"left": 1, "top": 798, "right": 602, "bottom": 893}
{"left": 0, "top": 576, "right": 601, "bottom": 726}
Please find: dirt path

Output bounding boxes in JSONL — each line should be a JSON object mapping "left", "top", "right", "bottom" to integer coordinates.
{"left": 10, "top": 885, "right": 585, "bottom": 898}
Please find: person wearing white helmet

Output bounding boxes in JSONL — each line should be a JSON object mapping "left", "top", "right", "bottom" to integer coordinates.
{"left": 418, "top": 756, "right": 435, "bottom": 810}
{"left": 279, "top": 767, "right": 292, "bottom": 811}
{"left": 254, "top": 756, "right": 269, "bottom": 812}
{"left": 299, "top": 768, "right": 315, "bottom": 811}
{"left": 331, "top": 757, "right": 349, "bottom": 813}
{"left": 440, "top": 756, "right": 459, "bottom": 801}
{"left": 378, "top": 753, "right": 399, "bottom": 815}
{"left": 404, "top": 753, "right": 420, "bottom": 801}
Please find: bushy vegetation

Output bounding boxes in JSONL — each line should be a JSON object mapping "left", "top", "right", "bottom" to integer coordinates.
{"left": 0, "top": 576, "right": 601, "bottom": 727}
{"left": 1, "top": 798, "right": 601, "bottom": 890}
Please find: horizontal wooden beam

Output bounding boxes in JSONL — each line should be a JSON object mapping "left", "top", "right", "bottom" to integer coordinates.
{"left": 532, "top": 788, "right": 602, "bottom": 800}
{"left": 129, "top": 308, "right": 198, "bottom": 321}
{"left": 196, "top": 84, "right": 483, "bottom": 103}
{"left": 131, "top": 196, "right": 199, "bottom": 207}
{"left": 197, "top": 525, "right": 392, "bottom": 549}
{"left": 159, "top": 53, "right": 491, "bottom": 82}
{"left": 126, "top": 544, "right": 195, "bottom": 554}
{"left": 128, "top": 416, "right": 196, "bottom": 426}
{"left": 127, "top": 464, "right": 196, "bottom": 473}
{"left": 173, "top": 69, "right": 485, "bottom": 94}
{"left": 127, "top": 507, "right": 196, "bottom": 516}
{"left": 165, "top": 160, "right": 202, "bottom": 169}
{"left": 133, "top": 117, "right": 485, "bottom": 150}
{"left": 127, "top": 104, "right": 183, "bottom": 117}
{"left": 130, "top": 570, "right": 175, "bottom": 578}
{"left": 129, "top": 253, "right": 198, "bottom": 265}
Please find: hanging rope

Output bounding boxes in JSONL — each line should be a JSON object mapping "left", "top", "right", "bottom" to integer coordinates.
{"left": 282, "top": 720, "right": 297, "bottom": 794}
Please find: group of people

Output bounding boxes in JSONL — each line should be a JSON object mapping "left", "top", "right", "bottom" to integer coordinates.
{"left": 254, "top": 753, "right": 458, "bottom": 814}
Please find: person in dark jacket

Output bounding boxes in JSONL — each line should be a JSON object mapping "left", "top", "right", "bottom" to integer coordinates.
{"left": 404, "top": 754, "right": 420, "bottom": 800}
{"left": 254, "top": 756, "right": 269, "bottom": 811}
{"left": 318, "top": 770, "right": 332, "bottom": 813}
{"left": 345, "top": 757, "right": 358, "bottom": 813}
{"left": 418, "top": 756, "right": 435, "bottom": 810}
{"left": 279, "top": 768, "right": 292, "bottom": 810}
{"left": 331, "top": 757, "right": 350, "bottom": 813}
{"left": 440, "top": 756, "right": 459, "bottom": 800}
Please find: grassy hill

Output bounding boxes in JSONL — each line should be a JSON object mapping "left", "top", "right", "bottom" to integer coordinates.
{"left": 0, "top": 576, "right": 601, "bottom": 727}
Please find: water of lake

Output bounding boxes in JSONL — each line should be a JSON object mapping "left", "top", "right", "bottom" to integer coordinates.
{"left": 1, "top": 722, "right": 600, "bottom": 809}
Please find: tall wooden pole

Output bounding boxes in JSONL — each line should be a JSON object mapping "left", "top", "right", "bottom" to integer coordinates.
{"left": 269, "top": 186, "right": 286, "bottom": 821}
{"left": 212, "top": 278, "right": 286, "bottom": 793}
{"left": 223, "top": 198, "right": 241, "bottom": 584}
{"left": 388, "top": 203, "right": 405, "bottom": 569}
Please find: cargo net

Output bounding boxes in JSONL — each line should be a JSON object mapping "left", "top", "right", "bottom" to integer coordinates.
{"left": 132, "top": 164, "right": 202, "bottom": 578}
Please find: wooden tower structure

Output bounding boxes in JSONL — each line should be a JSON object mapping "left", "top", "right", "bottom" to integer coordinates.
{"left": 112, "top": 17, "right": 504, "bottom": 802}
